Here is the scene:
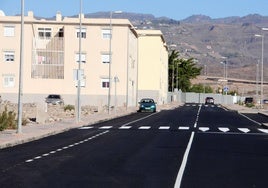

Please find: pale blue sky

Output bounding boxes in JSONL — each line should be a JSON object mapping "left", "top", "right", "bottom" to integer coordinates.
{"left": 1, "top": 0, "right": 268, "bottom": 20}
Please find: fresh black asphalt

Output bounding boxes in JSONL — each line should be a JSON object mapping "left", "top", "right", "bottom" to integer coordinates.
{"left": 0, "top": 104, "right": 267, "bottom": 188}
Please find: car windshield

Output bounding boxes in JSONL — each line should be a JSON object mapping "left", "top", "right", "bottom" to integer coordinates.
{"left": 48, "top": 95, "right": 60, "bottom": 99}
{"left": 141, "top": 99, "right": 154, "bottom": 103}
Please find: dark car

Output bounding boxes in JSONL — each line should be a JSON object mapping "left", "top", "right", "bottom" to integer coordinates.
{"left": 138, "top": 98, "right": 156, "bottom": 112}
{"left": 205, "top": 97, "right": 214, "bottom": 104}
{"left": 45, "top": 94, "right": 64, "bottom": 105}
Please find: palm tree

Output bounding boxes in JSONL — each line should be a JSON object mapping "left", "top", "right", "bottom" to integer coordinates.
{"left": 169, "top": 50, "right": 202, "bottom": 92}
{"left": 168, "top": 50, "right": 179, "bottom": 91}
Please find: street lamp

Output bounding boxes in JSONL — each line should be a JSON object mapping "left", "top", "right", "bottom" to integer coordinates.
{"left": 76, "top": 0, "right": 82, "bottom": 122}
{"left": 17, "top": 0, "right": 24, "bottom": 134}
{"left": 108, "top": 11, "right": 122, "bottom": 114}
{"left": 255, "top": 33, "right": 265, "bottom": 108}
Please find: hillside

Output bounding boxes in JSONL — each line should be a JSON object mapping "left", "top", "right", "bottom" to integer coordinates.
{"left": 84, "top": 12, "right": 268, "bottom": 81}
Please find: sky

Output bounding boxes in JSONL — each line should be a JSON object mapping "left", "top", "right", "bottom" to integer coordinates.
{"left": 1, "top": 0, "right": 268, "bottom": 20}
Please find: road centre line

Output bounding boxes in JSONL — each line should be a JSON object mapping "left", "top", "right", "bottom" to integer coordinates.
{"left": 174, "top": 104, "right": 201, "bottom": 187}
{"left": 174, "top": 131, "right": 195, "bottom": 188}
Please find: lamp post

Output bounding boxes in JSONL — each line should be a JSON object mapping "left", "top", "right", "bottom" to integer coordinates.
{"left": 220, "top": 57, "right": 227, "bottom": 95}
{"left": 17, "top": 0, "right": 24, "bottom": 134}
{"left": 108, "top": 11, "right": 122, "bottom": 114}
{"left": 255, "top": 34, "right": 264, "bottom": 108}
{"left": 76, "top": 0, "right": 82, "bottom": 122}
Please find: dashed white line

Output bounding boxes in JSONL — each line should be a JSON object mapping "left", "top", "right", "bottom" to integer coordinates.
{"left": 99, "top": 126, "right": 113, "bottom": 129}
{"left": 139, "top": 126, "right": 151, "bottom": 130}
{"left": 179, "top": 126, "right": 189, "bottom": 130}
{"left": 119, "top": 126, "right": 132, "bottom": 129}
{"left": 159, "top": 126, "right": 170, "bottom": 130}
{"left": 25, "top": 130, "right": 109, "bottom": 163}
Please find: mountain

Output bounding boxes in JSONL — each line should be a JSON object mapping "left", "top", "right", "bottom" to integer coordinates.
{"left": 84, "top": 12, "right": 268, "bottom": 80}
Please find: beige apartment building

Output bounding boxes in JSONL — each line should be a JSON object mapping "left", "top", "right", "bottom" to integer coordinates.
{"left": 0, "top": 11, "right": 168, "bottom": 108}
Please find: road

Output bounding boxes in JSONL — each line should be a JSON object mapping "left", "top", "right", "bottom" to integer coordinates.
{"left": 0, "top": 104, "right": 268, "bottom": 188}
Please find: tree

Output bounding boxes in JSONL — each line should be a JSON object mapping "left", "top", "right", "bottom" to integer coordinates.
{"left": 169, "top": 49, "right": 202, "bottom": 92}
{"left": 168, "top": 50, "right": 180, "bottom": 91}
{"left": 190, "top": 84, "right": 213, "bottom": 93}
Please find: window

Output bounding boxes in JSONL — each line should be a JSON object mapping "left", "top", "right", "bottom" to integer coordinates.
{"left": 101, "top": 54, "right": 110, "bottom": 64}
{"left": 4, "top": 26, "right": 15, "bottom": 37}
{"left": 4, "top": 51, "right": 15, "bottom": 62}
{"left": 3, "top": 75, "right": 15, "bottom": 87}
{"left": 38, "top": 28, "right": 52, "bottom": 39}
{"left": 76, "top": 28, "right": 86, "bottom": 38}
{"left": 75, "top": 53, "right": 86, "bottom": 63}
{"left": 101, "top": 78, "right": 110, "bottom": 88}
{"left": 58, "top": 28, "right": 64, "bottom": 37}
{"left": 102, "top": 29, "right": 111, "bottom": 39}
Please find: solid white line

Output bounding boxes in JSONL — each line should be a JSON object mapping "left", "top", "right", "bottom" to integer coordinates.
{"left": 239, "top": 113, "right": 262, "bottom": 126}
{"left": 174, "top": 131, "right": 195, "bottom": 188}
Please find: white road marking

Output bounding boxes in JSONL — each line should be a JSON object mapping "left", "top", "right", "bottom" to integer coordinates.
{"left": 199, "top": 127, "right": 210, "bottom": 132}
{"left": 25, "top": 131, "right": 109, "bottom": 163}
{"left": 79, "top": 126, "right": 93, "bottom": 129}
{"left": 179, "top": 126, "right": 189, "bottom": 130}
{"left": 238, "top": 128, "right": 250, "bottom": 133}
{"left": 174, "top": 132, "right": 195, "bottom": 188}
{"left": 139, "top": 126, "right": 151, "bottom": 130}
{"left": 218, "top": 127, "right": 230, "bottom": 132}
{"left": 239, "top": 113, "right": 262, "bottom": 126}
{"left": 99, "top": 126, "right": 113, "bottom": 129}
{"left": 258, "top": 129, "right": 268, "bottom": 133}
{"left": 159, "top": 126, "right": 170, "bottom": 130}
{"left": 119, "top": 126, "right": 132, "bottom": 129}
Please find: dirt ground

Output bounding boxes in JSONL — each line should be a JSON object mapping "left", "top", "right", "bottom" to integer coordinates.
{"left": 0, "top": 101, "right": 100, "bottom": 125}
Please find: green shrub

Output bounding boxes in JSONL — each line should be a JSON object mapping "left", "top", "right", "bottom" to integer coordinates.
{"left": 0, "top": 107, "right": 17, "bottom": 131}
{"left": 245, "top": 103, "right": 254, "bottom": 108}
{"left": 64, "top": 104, "right": 75, "bottom": 112}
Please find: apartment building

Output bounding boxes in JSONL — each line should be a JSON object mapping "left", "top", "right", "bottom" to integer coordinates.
{"left": 137, "top": 30, "right": 168, "bottom": 105}
{"left": 0, "top": 11, "right": 168, "bottom": 108}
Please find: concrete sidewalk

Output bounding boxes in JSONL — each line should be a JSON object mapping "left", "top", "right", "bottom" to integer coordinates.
{"left": 0, "top": 102, "right": 180, "bottom": 149}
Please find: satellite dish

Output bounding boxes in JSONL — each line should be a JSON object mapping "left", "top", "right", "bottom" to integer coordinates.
{"left": 0, "top": 10, "right": 5, "bottom": 16}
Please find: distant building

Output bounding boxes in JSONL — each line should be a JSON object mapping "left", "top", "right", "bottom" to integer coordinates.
{"left": 0, "top": 11, "right": 168, "bottom": 107}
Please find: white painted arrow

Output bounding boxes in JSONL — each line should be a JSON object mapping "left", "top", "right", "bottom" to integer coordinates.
{"left": 258, "top": 129, "right": 268, "bottom": 133}
{"left": 218, "top": 127, "right": 230, "bottom": 132}
{"left": 238, "top": 128, "right": 250, "bottom": 133}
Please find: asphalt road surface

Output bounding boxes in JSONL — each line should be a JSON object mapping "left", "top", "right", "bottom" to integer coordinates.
{"left": 0, "top": 103, "right": 268, "bottom": 188}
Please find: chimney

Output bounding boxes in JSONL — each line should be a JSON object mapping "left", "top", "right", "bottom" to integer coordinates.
{"left": 28, "top": 11, "right": 34, "bottom": 18}
{"left": 56, "top": 11, "right": 62, "bottom": 21}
